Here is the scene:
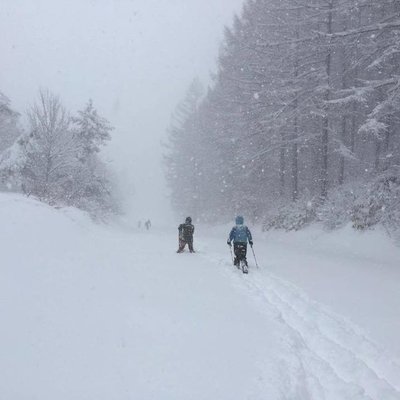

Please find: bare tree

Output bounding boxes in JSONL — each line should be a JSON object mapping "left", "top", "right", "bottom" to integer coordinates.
{"left": 21, "top": 90, "right": 78, "bottom": 203}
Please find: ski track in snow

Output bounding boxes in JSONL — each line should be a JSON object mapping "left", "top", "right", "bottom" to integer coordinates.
{"left": 198, "top": 245, "right": 400, "bottom": 400}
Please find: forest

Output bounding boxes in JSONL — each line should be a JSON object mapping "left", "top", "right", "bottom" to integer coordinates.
{"left": 165, "top": 0, "right": 400, "bottom": 237}
{"left": 0, "top": 90, "right": 118, "bottom": 217}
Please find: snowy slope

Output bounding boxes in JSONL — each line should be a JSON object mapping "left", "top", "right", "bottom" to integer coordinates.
{"left": 1, "top": 193, "right": 399, "bottom": 399}
{"left": 205, "top": 224, "right": 400, "bottom": 359}
{"left": 256, "top": 226, "right": 400, "bottom": 359}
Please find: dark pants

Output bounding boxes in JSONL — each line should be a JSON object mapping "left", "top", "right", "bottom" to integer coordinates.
{"left": 177, "top": 238, "right": 194, "bottom": 253}
{"left": 233, "top": 243, "right": 247, "bottom": 265}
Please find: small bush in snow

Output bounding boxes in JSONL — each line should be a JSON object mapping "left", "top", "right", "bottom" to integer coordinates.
{"left": 263, "top": 199, "right": 317, "bottom": 231}
{"left": 352, "top": 168, "right": 400, "bottom": 235}
{"left": 318, "top": 184, "right": 360, "bottom": 230}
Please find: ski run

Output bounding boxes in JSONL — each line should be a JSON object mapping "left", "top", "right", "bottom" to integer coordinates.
{"left": 1, "top": 193, "right": 400, "bottom": 400}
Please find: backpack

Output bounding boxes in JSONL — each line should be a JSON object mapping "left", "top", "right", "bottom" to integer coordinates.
{"left": 181, "top": 223, "right": 194, "bottom": 239}
{"left": 234, "top": 225, "right": 248, "bottom": 242}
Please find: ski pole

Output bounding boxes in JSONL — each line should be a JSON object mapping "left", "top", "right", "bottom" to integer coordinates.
{"left": 251, "top": 245, "right": 259, "bottom": 268}
{"left": 229, "top": 244, "right": 234, "bottom": 265}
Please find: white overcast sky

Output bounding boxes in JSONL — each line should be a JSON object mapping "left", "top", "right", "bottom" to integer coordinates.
{"left": 0, "top": 0, "right": 245, "bottom": 222}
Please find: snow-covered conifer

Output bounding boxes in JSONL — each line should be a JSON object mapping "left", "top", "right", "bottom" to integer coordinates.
{"left": 73, "top": 99, "right": 112, "bottom": 159}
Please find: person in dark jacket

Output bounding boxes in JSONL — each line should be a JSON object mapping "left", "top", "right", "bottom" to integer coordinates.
{"left": 177, "top": 217, "right": 195, "bottom": 253}
{"left": 227, "top": 216, "right": 253, "bottom": 266}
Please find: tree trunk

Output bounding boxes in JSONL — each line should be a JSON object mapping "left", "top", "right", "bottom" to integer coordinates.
{"left": 292, "top": 7, "right": 300, "bottom": 202}
{"left": 292, "top": 116, "right": 299, "bottom": 202}
{"left": 338, "top": 117, "right": 346, "bottom": 185}
{"left": 279, "top": 138, "right": 286, "bottom": 197}
{"left": 320, "top": 0, "right": 334, "bottom": 201}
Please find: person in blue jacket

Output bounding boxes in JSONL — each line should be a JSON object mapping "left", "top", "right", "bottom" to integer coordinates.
{"left": 227, "top": 216, "right": 253, "bottom": 267}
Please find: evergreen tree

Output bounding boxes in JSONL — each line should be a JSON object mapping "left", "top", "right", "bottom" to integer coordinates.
{"left": 73, "top": 99, "right": 112, "bottom": 158}
{"left": 164, "top": 0, "right": 400, "bottom": 231}
{"left": 0, "top": 91, "right": 22, "bottom": 190}
{"left": 164, "top": 78, "right": 204, "bottom": 217}
{"left": 0, "top": 91, "right": 20, "bottom": 154}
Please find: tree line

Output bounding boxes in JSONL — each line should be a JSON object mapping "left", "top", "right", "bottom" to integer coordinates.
{"left": 0, "top": 89, "right": 118, "bottom": 217}
{"left": 165, "top": 0, "right": 400, "bottom": 235}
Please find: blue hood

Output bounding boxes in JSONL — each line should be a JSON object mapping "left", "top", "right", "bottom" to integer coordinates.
{"left": 235, "top": 215, "right": 244, "bottom": 225}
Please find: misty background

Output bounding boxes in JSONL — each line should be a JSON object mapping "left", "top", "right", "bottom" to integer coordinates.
{"left": 0, "top": 0, "right": 244, "bottom": 223}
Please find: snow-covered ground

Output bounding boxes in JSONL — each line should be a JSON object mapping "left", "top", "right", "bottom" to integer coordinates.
{"left": 1, "top": 193, "right": 400, "bottom": 399}
{"left": 256, "top": 226, "right": 400, "bottom": 360}
{"left": 204, "top": 223, "right": 400, "bottom": 360}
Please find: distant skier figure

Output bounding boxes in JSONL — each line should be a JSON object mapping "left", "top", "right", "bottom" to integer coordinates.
{"left": 177, "top": 217, "right": 195, "bottom": 253}
{"left": 227, "top": 216, "right": 253, "bottom": 273}
{"left": 145, "top": 219, "right": 151, "bottom": 230}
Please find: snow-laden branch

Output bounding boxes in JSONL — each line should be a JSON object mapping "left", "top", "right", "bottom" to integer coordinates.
{"left": 319, "top": 20, "right": 400, "bottom": 39}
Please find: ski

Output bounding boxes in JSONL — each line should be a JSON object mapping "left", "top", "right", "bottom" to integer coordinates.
{"left": 241, "top": 260, "right": 248, "bottom": 274}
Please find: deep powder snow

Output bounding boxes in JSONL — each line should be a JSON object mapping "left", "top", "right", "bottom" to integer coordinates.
{"left": 1, "top": 194, "right": 399, "bottom": 399}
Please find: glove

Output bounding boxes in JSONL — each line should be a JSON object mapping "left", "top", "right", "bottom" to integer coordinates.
{"left": 227, "top": 241, "right": 231, "bottom": 247}
{"left": 249, "top": 241, "right": 253, "bottom": 246}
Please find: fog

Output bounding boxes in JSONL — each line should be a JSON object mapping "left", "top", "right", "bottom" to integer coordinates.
{"left": 0, "top": 0, "right": 244, "bottom": 224}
